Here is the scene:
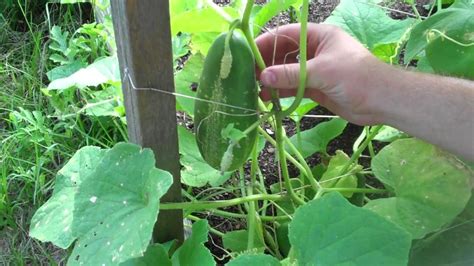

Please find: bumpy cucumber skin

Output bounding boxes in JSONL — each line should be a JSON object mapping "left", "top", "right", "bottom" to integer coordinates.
{"left": 194, "top": 31, "right": 258, "bottom": 171}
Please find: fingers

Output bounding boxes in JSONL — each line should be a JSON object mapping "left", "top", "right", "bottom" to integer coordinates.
{"left": 260, "top": 63, "right": 301, "bottom": 89}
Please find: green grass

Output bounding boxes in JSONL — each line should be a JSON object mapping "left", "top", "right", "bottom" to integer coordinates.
{"left": 0, "top": 2, "right": 125, "bottom": 264}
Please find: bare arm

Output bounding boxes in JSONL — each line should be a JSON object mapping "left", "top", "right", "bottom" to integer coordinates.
{"left": 256, "top": 23, "right": 474, "bottom": 161}
{"left": 369, "top": 63, "right": 474, "bottom": 161}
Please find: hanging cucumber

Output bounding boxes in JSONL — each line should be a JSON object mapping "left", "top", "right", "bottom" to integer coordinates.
{"left": 194, "top": 29, "right": 258, "bottom": 172}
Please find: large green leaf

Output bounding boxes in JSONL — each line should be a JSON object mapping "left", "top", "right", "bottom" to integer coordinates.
{"left": 29, "top": 143, "right": 173, "bottom": 265}
{"left": 405, "top": 0, "right": 474, "bottom": 78}
{"left": 68, "top": 143, "right": 173, "bottom": 265}
{"left": 174, "top": 53, "right": 203, "bottom": 116}
{"left": 365, "top": 138, "right": 473, "bottom": 239}
{"left": 171, "top": 220, "right": 214, "bottom": 266}
{"left": 227, "top": 254, "right": 281, "bottom": 266}
{"left": 325, "top": 0, "right": 416, "bottom": 50}
{"left": 289, "top": 192, "right": 411, "bottom": 265}
{"left": 178, "top": 126, "right": 232, "bottom": 187}
{"left": 409, "top": 194, "right": 474, "bottom": 265}
{"left": 288, "top": 118, "right": 347, "bottom": 158}
{"left": 29, "top": 146, "right": 105, "bottom": 249}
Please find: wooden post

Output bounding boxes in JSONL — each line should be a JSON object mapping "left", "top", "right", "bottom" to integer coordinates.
{"left": 111, "top": 0, "right": 184, "bottom": 243}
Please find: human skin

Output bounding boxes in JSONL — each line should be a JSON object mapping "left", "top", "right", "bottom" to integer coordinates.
{"left": 256, "top": 23, "right": 474, "bottom": 161}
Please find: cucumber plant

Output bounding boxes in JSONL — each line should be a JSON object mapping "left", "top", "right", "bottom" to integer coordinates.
{"left": 29, "top": 0, "right": 474, "bottom": 265}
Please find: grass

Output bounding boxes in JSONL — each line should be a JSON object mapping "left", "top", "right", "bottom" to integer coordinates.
{"left": 0, "top": 2, "right": 125, "bottom": 264}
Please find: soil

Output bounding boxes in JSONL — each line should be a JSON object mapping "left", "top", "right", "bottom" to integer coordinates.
{"left": 185, "top": 0, "right": 429, "bottom": 264}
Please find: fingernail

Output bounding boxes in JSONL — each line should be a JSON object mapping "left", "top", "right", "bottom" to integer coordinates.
{"left": 261, "top": 70, "right": 277, "bottom": 86}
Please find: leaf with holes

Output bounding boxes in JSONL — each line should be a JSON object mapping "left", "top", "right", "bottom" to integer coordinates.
{"left": 326, "top": 0, "right": 416, "bottom": 50}
{"left": 365, "top": 138, "right": 473, "bottom": 239}
{"left": 67, "top": 143, "right": 173, "bottom": 265}
{"left": 289, "top": 192, "right": 411, "bottom": 265}
{"left": 171, "top": 220, "right": 215, "bottom": 266}
{"left": 29, "top": 146, "right": 105, "bottom": 249}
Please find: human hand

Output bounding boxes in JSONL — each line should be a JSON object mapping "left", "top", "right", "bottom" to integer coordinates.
{"left": 256, "top": 23, "right": 385, "bottom": 125}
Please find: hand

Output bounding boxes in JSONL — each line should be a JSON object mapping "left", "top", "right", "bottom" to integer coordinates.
{"left": 256, "top": 23, "right": 384, "bottom": 125}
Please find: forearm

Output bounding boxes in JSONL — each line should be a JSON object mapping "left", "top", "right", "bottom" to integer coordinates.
{"left": 370, "top": 63, "right": 474, "bottom": 161}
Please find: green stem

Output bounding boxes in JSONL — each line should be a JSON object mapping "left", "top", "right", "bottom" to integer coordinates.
{"left": 258, "top": 127, "right": 307, "bottom": 177}
{"left": 437, "top": 0, "right": 443, "bottom": 11}
{"left": 209, "top": 209, "right": 291, "bottom": 222}
{"left": 284, "top": 137, "right": 320, "bottom": 191}
{"left": 339, "top": 125, "right": 383, "bottom": 175}
{"left": 241, "top": 0, "right": 281, "bottom": 109}
{"left": 324, "top": 188, "right": 386, "bottom": 194}
{"left": 247, "top": 187, "right": 256, "bottom": 250}
{"left": 276, "top": 116, "right": 305, "bottom": 205}
{"left": 280, "top": 0, "right": 309, "bottom": 117}
{"left": 160, "top": 194, "right": 286, "bottom": 211}
{"left": 410, "top": 3, "right": 421, "bottom": 19}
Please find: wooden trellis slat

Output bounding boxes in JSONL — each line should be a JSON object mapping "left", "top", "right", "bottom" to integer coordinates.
{"left": 111, "top": 0, "right": 184, "bottom": 244}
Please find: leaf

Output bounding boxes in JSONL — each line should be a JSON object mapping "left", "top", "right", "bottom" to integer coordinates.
{"left": 120, "top": 244, "right": 172, "bottom": 266}
{"left": 289, "top": 192, "right": 411, "bottom": 265}
{"left": 169, "top": 0, "right": 202, "bottom": 18}
{"left": 178, "top": 126, "right": 232, "bottom": 187}
{"left": 67, "top": 143, "right": 173, "bottom": 265}
{"left": 227, "top": 254, "right": 281, "bottom": 266}
{"left": 49, "top": 26, "right": 69, "bottom": 54}
{"left": 47, "top": 60, "right": 86, "bottom": 81}
{"left": 325, "top": 0, "right": 416, "bottom": 50}
{"left": 29, "top": 143, "right": 173, "bottom": 265}
{"left": 320, "top": 151, "right": 361, "bottom": 197}
{"left": 365, "top": 138, "right": 473, "bottom": 239}
{"left": 171, "top": 7, "right": 239, "bottom": 35}
{"left": 189, "top": 32, "right": 220, "bottom": 55}
{"left": 288, "top": 118, "right": 347, "bottom": 158}
{"left": 172, "top": 33, "right": 191, "bottom": 66}
{"left": 48, "top": 56, "right": 120, "bottom": 90}
{"left": 373, "top": 125, "right": 408, "bottom": 142}
{"left": 29, "top": 146, "right": 105, "bottom": 249}
{"left": 279, "top": 97, "right": 317, "bottom": 123}
{"left": 174, "top": 54, "right": 203, "bottom": 116}
{"left": 405, "top": 0, "right": 474, "bottom": 78}
{"left": 222, "top": 230, "right": 265, "bottom": 253}
{"left": 409, "top": 194, "right": 474, "bottom": 266}
{"left": 371, "top": 43, "right": 398, "bottom": 63}
{"left": 171, "top": 220, "right": 214, "bottom": 266}
{"left": 252, "top": 0, "right": 298, "bottom": 35}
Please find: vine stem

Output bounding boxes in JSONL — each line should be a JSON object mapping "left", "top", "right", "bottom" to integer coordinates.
{"left": 339, "top": 125, "right": 383, "bottom": 175}
{"left": 160, "top": 194, "right": 286, "bottom": 211}
{"left": 281, "top": 0, "right": 309, "bottom": 117}
{"left": 276, "top": 116, "right": 305, "bottom": 205}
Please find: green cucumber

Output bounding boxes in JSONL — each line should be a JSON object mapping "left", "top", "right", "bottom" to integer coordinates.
{"left": 194, "top": 30, "right": 258, "bottom": 172}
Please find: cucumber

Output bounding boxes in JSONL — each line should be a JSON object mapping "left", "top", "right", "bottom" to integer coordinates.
{"left": 194, "top": 31, "right": 258, "bottom": 172}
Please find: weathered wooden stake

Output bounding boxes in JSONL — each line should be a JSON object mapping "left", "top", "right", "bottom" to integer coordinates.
{"left": 111, "top": 0, "right": 184, "bottom": 243}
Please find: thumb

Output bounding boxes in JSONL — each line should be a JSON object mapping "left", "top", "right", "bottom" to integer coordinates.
{"left": 260, "top": 63, "right": 301, "bottom": 89}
